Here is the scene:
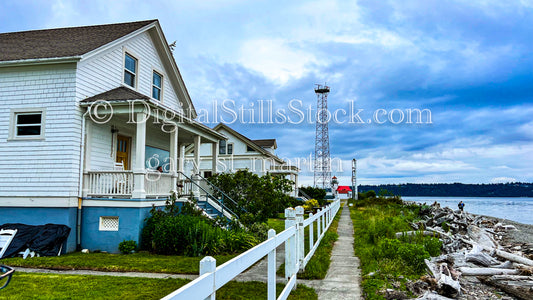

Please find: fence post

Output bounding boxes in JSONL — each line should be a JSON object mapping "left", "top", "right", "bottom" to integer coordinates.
{"left": 317, "top": 209, "right": 321, "bottom": 238}
{"left": 295, "top": 206, "right": 304, "bottom": 271}
{"left": 285, "top": 207, "right": 296, "bottom": 283}
{"left": 200, "top": 256, "right": 216, "bottom": 300}
{"left": 308, "top": 212, "right": 314, "bottom": 255}
{"left": 267, "top": 229, "right": 276, "bottom": 300}
{"left": 322, "top": 208, "right": 326, "bottom": 233}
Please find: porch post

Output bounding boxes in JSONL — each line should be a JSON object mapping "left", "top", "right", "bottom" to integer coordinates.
{"left": 193, "top": 135, "right": 201, "bottom": 196}
{"left": 178, "top": 144, "right": 185, "bottom": 174}
{"left": 170, "top": 126, "right": 178, "bottom": 193}
{"left": 132, "top": 112, "right": 147, "bottom": 199}
{"left": 294, "top": 173, "right": 299, "bottom": 197}
{"left": 212, "top": 141, "right": 219, "bottom": 174}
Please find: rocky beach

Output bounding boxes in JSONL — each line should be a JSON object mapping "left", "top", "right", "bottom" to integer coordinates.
{"left": 393, "top": 202, "right": 533, "bottom": 300}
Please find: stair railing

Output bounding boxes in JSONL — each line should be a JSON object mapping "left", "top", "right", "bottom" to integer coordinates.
{"left": 177, "top": 171, "right": 238, "bottom": 220}
{"left": 191, "top": 173, "right": 246, "bottom": 214}
{"left": 299, "top": 189, "right": 312, "bottom": 201}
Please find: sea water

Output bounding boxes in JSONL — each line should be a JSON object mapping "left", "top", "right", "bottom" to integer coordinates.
{"left": 402, "top": 196, "right": 533, "bottom": 225}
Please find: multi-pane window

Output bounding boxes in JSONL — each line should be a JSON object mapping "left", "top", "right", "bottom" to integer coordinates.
{"left": 219, "top": 140, "right": 226, "bottom": 155}
{"left": 152, "top": 71, "right": 162, "bottom": 100}
{"left": 124, "top": 53, "right": 137, "bottom": 87}
{"left": 219, "top": 140, "right": 233, "bottom": 155}
{"left": 14, "top": 112, "right": 43, "bottom": 138}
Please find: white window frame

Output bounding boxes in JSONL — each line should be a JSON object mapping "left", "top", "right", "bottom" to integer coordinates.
{"left": 219, "top": 140, "right": 234, "bottom": 155}
{"left": 152, "top": 69, "right": 164, "bottom": 101}
{"left": 99, "top": 216, "right": 119, "bottom": 231}
{"left": 123, "top": 50, "right": 139, "bottom": 89}
{"left": 9, "top": 108, "right": 46, "bottom": 140}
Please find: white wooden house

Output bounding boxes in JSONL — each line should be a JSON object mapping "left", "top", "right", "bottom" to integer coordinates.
{"left": 0, "top": 20, "right": 226, "bottom": 253}
{"left": 184, "top": 123, "right": 300, "bottom": 197}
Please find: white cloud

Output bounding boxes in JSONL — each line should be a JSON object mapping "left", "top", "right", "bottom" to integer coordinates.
{"left": 238, "top": 38, "right": 319, "bottom": 84}
{"left": 491, "top": 177, "right": 517, "bottom": 183}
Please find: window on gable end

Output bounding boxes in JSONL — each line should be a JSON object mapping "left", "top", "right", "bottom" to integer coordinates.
{"left": 124, "top": 53, "right": 137, "bottom": 88}
{"left": 152, "top": 71, "right": 162, "bottom": 100}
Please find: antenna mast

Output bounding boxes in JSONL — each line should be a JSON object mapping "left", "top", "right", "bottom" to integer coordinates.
{"left": 352, "top": 158, "right": 358, "bottom": 200}
{"left": 313, "top": 84, "right": 331, "bottom": 189}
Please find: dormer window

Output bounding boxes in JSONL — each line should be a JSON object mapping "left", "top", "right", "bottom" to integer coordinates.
{"left": 152, "top": 71, "right": 162, "bottom": 100}
{"left": 124, "top": 53, "right": 137, "bottom": 88}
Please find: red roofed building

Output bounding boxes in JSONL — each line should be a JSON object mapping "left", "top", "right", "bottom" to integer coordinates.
{"left": 337, "top": 186, "right": 352, "bottom": 194}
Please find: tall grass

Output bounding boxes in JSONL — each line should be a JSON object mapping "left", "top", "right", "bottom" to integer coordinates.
{"left": 350, "top": 198, "right": 442, "bottom": 299}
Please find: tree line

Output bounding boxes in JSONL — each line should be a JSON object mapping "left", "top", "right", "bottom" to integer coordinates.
{"left": 357, "top": 182, "right": 533, "bottom": 197}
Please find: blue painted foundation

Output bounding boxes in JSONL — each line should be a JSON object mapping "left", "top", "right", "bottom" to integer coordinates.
{"left": 80, "top": 200, "right": 182, "bottom": 253}
{"left": 0, "top": 200, "right": 184, "bottom": 254}
{"left": 81, "top": 206, "right": 151, "bottom": 253}
{"left": 0, "top": 207, "right": 77, "bottom": 253}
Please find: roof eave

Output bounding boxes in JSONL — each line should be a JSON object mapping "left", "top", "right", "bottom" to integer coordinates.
{"left": 80, "top": 98, "right": 224, "bottom": 140}
{"left": 0, "top": 56, "right": 81, "bottom": 67}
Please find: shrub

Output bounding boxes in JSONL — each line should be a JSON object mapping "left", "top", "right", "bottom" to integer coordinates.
{"left": 150, "top": 214, "right": 258, "bottom": 256}
{"left": 423, "top": 237, "right": 442, "bottom": 257}
{"left": 303, "top": 199, "right": 319, "bottom": 212}
{"left": 208, "top": 170, "right": 295, "bottom": 223}
{"left": 118, "top": 240, "right": 137, "bottom": 254}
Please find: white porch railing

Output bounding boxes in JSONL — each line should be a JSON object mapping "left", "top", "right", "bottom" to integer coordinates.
{"left": 145, "top": 172, "right": 174, "bottom": 196}
{"left": 85, "top": 171, "right": 133, "bottom": 196}
{"left": 162, "top": 198, "right": 341, "bottom": 300}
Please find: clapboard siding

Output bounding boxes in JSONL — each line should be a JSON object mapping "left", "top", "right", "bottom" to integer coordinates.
{"left": 0, "top": 64, "right": 81, "bottom": 197}
{"left": 76, "top": 32, "right": 182, "bottom": 113}
{"left": 86, "top": 121, "right": 114, "bottom": 170}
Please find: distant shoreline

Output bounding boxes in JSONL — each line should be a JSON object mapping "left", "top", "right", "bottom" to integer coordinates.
{"left": 359, "top": 182, "right": 533, "bottom": 197}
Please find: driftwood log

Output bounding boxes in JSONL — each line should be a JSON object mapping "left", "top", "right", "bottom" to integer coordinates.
{"left": 458, "top": 267, "right": 519, "bottom": 276}
{"left": 395, "top": 231, "right": 442, "bottom": 239}
{"left": 411, "top": 291, "right": 455, "bottom": 300}
{"left": 408, "top": 201, "right": 533, "bottom": 298}
{"left": 479, "top": 275, "right": 533, "bottom": 300}
{"left": 493, "top": 249, "right": 533, "bottom": 267}
{"left": 425, "top": 259, "right": 461, "bottom": 298}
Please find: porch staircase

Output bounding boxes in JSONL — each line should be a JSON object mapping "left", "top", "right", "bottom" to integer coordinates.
{"left": 296, "top": 189, "right": 312, "bottom": 202}
{"left": 177, "top": 172, "right": 243, "bottom": 221}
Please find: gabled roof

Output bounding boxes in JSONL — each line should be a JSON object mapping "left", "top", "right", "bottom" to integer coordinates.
{"left": 81, "top": 87, "right": 150, "bottom": 102}
{"left": 252, "top": 139, "right": 277, "bottom": 149}
{"left": 213, "top": 123, "right": 284, "bottom": 164}
{"left": 0, "top": 20, "right": 197, "bottom": 118}
{"left": 0, "top": 20, "right": 156, "bottom": 62}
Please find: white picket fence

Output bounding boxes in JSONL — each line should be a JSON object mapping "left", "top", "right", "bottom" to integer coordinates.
{"left": 162, "top": 198, "right": 341, "bottom": 300}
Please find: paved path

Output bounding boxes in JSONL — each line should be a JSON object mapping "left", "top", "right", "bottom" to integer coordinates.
{"left": 315, "top": 202, "right": 362, "bottom": 299}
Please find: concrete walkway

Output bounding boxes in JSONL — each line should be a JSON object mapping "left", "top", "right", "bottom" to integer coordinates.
{"left": 315, "top": 202, "right": 362, "bottom": 299}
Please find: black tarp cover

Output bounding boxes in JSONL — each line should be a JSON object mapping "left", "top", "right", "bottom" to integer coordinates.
{"left": 0, "top": 223, "right": 70, "bottom": 258}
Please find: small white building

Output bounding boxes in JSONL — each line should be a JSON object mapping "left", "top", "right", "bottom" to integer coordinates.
{"left": 0, "top": 20, "right": 226, "bottom": 253}
{"left": 184, "top": 123, "right": 300, "bottom": 196}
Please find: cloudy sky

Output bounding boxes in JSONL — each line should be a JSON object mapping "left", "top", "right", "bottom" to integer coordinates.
{"left": 2, "top": 0, "right": 532, "bottom": 186}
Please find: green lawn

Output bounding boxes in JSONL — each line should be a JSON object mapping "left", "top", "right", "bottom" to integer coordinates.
{"left": 267, "top": 218, "right": 285, "bottom": 233}
{"left": 1, "top": 252, "right": 237, "bottom": 274}
{"left": 0, "top": 273, "right": 316, "bottom": 300}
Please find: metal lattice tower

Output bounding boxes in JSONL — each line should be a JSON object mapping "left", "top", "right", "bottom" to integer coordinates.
{"left": 313, "top": 84, "right": 331, "bottom": 189}
{"left": 352, "top": 158, "right": 358, "bottom": 200}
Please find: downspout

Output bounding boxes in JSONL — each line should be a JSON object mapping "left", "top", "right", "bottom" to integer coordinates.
{"left": 77, "top": 109, "right": 90, "bottom": 251}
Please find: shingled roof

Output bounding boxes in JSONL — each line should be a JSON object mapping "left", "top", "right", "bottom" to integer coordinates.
{"left": 0, "top": 20, "right": 156, "bottom": 62}
{"left": 81, "top": 87, "right": 150, "bottom": 103}
{"left": 252, "top": 139, "right": 277, "bottom": 149}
